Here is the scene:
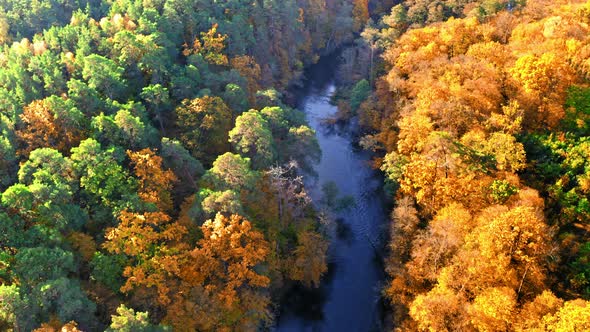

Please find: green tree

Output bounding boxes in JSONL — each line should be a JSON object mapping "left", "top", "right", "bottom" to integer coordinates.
{"left": 90, "top": 102, "right": 159, "bottom": 149}
{"left": 350, "top": 79, "right": 371, "bottom": 112}
{"left": 0, "top": 115, "right": 17, "bottom": 188}
{"left": 203, "top": 152, "right": 258, "bottom": 191}
{"left": 70, "top": 139, "right": 138, "bottom": 215}
{"left": 160, "top": 137, "right": 204, "bottom": 193}
{"left": 108, "top": 304, "right": 167, "bottom": 331}
{"left": 229, "top": 110, "right": 276, "bottom": 169}
{"left": 90, "top": 252, "right": 126, "bottom": 294}
{"left": 140, "top": 84, "right": 170, "bottom": 132}
{"left": 199, "top": 189, "right": 243, "bottom": 217}
{"left": 223, "top": 83, "right": 248, "bottom": 114}
{"left": 0, "top": 284, "right": 26, "bottom": 331}
{"left": 82, "top": 54, "right": 126, "bottom": 100}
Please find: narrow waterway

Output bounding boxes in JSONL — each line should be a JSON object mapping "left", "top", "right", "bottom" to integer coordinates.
{"left": 275, "top": 54, "right": 388, "bottom": 331}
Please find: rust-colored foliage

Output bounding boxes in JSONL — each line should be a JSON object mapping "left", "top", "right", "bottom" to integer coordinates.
{"left": 127, "top": 148, "right": 177, "bottom": 212}
{"left": 230, "top": 55, "right": 262, "bottom": 104}
{"left": 16, "top": 99, "right": 84, "bottom": 157}
{"left": 288, "top": 231, "right": 328, "bottom": 288}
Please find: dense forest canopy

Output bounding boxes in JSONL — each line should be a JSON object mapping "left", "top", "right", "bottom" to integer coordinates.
{"left": 0, "top": 0, "right": 368, "bottom": 330}
{"left": 3, "top": 0, "right": 590, "bottom": 330}
{"left": 347, "top": 0, "right": 590, "bottom": 330}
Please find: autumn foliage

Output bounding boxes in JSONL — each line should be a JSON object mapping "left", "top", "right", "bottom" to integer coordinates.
{"left": 369, "top": 0, "right": 590, "bottom": 329}
{"left": 0, "top": 0, "right": 340, "bottom": 329}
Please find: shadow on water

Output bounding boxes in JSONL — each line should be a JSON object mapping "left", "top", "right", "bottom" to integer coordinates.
{"left": 286, "top": 53, "right": 343, "bottom": 109}
{"left": 278, "top": 260, "right": 339, "bottom": 322}
{"left": 335, "top": 218, "right": 355, "bottom": 246}
{"left": 317, "top": 120, "right": 351, "bottom": 139}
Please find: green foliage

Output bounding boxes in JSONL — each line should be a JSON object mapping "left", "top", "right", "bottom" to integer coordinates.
{"left": 18, "top": 148, "right": 75, "bottom": 190}
{"left": 0, "top": 0, "right": 94, "bottom": 39}
{"left": 260, "top": 106, "right": 291, "bottom": 135}
{"left": 258, "top": 106, "right": 319, "bottom": 171}
{"left": 28, "top": 49, "right": 67, "bottom": 95}
{"left": 91, "top": 108, "right": 157, "bottom": 149}
{"left": 0, "top": 212, "right": 27, "bottom": 249}
{"left": 489, "top": 180, "right": 518, "bottom": 204}
{"left": 350, "top": 79, "right": 371, "bottom": 112}
{"left": 0, "top": 0, "right": 357, "bottom": 328}
{"left": 203, "top": 152, "right": 258, "bottom": 191}
{"left": 200, "top": 189, "right": 243, "bottom": 217}
{"left": 1, "top": 184, "right": 35, "bottom": 226}
{"left": 2, "top": 148, "right": 89, "bottom": 237}
{"left": 108, "top": 304, "right": 168, "bottom": 331}
{"left": 223, "top": 83, "right": 248, "bottom": 114}
{"left": 90, "top": 252, "right": 126, "bottom": 293}
{"left": 67, "top": 79, "right": 105, "bottom": 115}
{"left": 160, "top": 137, "right": 204, "bottom": 192}
{"left": 38, "top": 277, "right": 96, "bottom": 327}
{"left": 82, "top": 54, "right": 127, "bottom": 100}
{"left": 229, "top": 110, "right": 276, "bottom": 169}
{"left": 169, "top": 65, "right": 201, "bottom": 100}
{"left": 141, "top": 84, "right": 170, "bottom": 130}
{"left": 0, "top": 284, "right": 26, "bottom": 331}
{"left": 564, "top": 86, "right": 590, "bottom": 136}
{"left": 571, "top": 242, "right": 590, "bottom": 299}
{"left": 524, "top": 134, "right": 590, "bottom": 225}
{"left": 256, "top": 89, "right": 283, "bottom": 108}
{"left": 14, "top": 247, "right": 75, "bottom": 283}
{"left": 70, "top": 139, "right": 138, "bottom": 213}
{"left": 286, "top": 125, "right": 321, "bottom": 171}
{"left": 0, "top": 118, "right": 16, "bottom": 188}
{"left": 381, "top": 151, "right": 408, "bottom": 184}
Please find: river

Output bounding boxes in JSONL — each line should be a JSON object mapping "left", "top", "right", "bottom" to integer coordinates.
{"left": 275, "top": 53, "right": 388, "bottom": 331}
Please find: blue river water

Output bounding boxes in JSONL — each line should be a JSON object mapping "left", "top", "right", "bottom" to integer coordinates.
{"left": 275, "top": 54, "right": 388, "bottom": 332}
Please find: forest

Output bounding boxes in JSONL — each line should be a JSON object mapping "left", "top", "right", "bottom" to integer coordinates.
{"left": 350, "top": 0, "right": 590, "bottom": 330}
{"left": 1, "top": 0, "right": 590, "bottom": 331}
{"left": 0, "top": 0, "right": 367, "bottom": 330}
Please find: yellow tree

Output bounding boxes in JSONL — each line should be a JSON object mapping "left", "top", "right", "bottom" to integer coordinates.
{"left": 103, "top": 210, "right": 188, "bottom": 305}
{"left": 542, "top": 299, "right": 590, "bottom": 331}
{"left": 516, "top": 290, "right": 564, "bottom": 331}
{"left": 167, "top": 214, "right": 272, "bottom": 331}
{"left": 407, "top": 203, "right": 472, "bottom": 283}
{"left": 469, "top": 287, "right": 517, "bottom": 331}
{"left": 510, "top": 52, "right": 575, "bottom": 128}
{"left": 409, "top": 285, "right": 469, "bottom": 332}
{"left": 185, "top": 23, "right": 228, "bottom": 66}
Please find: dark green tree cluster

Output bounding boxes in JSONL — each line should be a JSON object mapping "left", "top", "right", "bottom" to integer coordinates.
{"left": 522, "top": 86, "right": 590, "bottom": 299}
